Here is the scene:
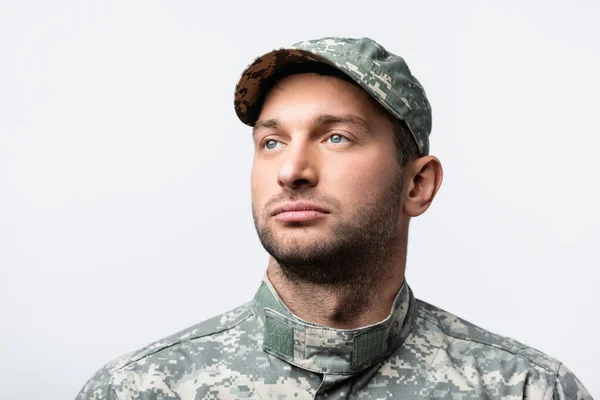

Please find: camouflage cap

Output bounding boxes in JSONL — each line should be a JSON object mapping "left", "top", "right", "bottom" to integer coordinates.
{"left": 234, "top": 36, "right": 432, "bottom": 156}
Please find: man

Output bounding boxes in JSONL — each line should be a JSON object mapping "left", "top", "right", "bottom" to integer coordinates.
{"left": 77, "top": 37, "right": 592, "bottom": 399}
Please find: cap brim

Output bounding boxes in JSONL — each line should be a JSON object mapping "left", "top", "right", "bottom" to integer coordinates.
{"left": 234, "top": 48, "right": 337, "bottom": 126}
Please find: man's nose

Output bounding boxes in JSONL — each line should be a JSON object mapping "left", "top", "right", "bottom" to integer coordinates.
{"left": 277, "top": 142, "right": 319, "bottom": 190}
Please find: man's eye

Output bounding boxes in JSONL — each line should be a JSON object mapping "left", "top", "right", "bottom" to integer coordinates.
{"left": 264, "top": 139, "right": 281, "bottom": 150}
{"left": 327, "top": 134, "right": 349, "bottom": 144}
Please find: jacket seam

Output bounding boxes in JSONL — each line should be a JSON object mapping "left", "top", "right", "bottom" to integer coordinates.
{"left": 543, "top": 362, "right": 561, "bottom": 400}
{"left": 416, "top": 314, "right": 555, "bottom": 374}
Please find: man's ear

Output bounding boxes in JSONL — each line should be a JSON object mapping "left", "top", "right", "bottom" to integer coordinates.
{"left": 403, "top": 156, "right": 443, "bottom": 217}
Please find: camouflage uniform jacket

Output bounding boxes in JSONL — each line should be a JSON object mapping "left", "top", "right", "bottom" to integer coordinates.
{"left": 77, "top": 276, "right": 592, "bottom": 399}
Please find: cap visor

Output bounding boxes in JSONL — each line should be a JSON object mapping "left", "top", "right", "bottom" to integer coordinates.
{"left": 234, "top": 48, "right": 337, "bottom": 126}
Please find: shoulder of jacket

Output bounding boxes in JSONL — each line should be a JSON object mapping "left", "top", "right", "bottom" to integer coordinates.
{"left": 104, "top": 301, "right": 254, "bottom": 374}
{"left": 415, "top": 298, "right": 561, "bottom": 374}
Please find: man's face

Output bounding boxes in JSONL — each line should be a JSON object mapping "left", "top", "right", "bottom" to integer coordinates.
{"left": 251, "top": 72, "right": 406, "bottom": 284}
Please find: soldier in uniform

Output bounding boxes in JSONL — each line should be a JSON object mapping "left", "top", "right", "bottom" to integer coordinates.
{"left": 76, "top": 37, "right": 593, "bottom": 399}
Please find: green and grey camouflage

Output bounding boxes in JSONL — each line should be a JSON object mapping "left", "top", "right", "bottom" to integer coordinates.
{"left": 76, "top": 276, "right": 591, "bottom": 399}
{"left": 234, "top": 37, "right": 432, "bottom": 156}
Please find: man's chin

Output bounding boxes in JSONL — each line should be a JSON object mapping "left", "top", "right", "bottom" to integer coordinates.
{"left": 271, "top": 238, "right": 330, "bottom": 255}
{"left": 257, "top": 223, "right": 339, "bottom": 262}
{"left": 263, "top": 236, "right": 338, "bottom": 262}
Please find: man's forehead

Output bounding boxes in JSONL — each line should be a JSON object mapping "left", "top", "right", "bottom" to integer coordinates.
{"left": 254, "top": 74, "right": 382, "bottom": 130}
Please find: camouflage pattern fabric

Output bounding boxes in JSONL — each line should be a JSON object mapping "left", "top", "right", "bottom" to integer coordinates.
{"left": 234, "top": 37, "right": 432, "bottom": 156}
{"left": 76, "top": 276, "right": 592, "bottom": 399}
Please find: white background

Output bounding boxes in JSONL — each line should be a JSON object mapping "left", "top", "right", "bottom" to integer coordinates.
{"left": 1, "top": 1, "right": 599, "bottom": 399}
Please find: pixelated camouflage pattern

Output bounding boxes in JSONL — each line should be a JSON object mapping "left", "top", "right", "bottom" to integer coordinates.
{"left": 234, "top": 37, "right": 433, "bottom": 156}
{"left": 76, "top": 276, "right": 592, "bottom": 399}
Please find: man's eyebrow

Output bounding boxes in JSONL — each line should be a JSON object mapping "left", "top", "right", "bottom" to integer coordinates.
{"left": 252, "top": 114, "right": 371, "bottom": 136}
{"left": 252, "top": 119, "right": 281, "bottom": 136}
{"left": 313, "top": 114, "right": 371, "bottom": 132}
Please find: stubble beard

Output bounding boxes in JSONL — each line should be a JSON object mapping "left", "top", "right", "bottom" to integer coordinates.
{"left": 252, "top": 171, "right": 405, "bottom": 289}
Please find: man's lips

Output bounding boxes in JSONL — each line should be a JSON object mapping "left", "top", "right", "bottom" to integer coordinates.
{"left": 270, "top": 201, "right": 330, "bottom": 222}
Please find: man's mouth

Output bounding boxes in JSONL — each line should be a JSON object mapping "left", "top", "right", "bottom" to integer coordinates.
{"left": 271, "top": 201, "right": 330, "bottom": 222}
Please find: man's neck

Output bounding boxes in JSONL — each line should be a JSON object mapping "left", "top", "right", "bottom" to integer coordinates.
{"left": 266, "top": 257, "right": 406, "bottom": 329}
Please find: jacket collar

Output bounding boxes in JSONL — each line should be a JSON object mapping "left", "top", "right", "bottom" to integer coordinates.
{"left": 252, "top": 275, "right": 417, "bottom": 375}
